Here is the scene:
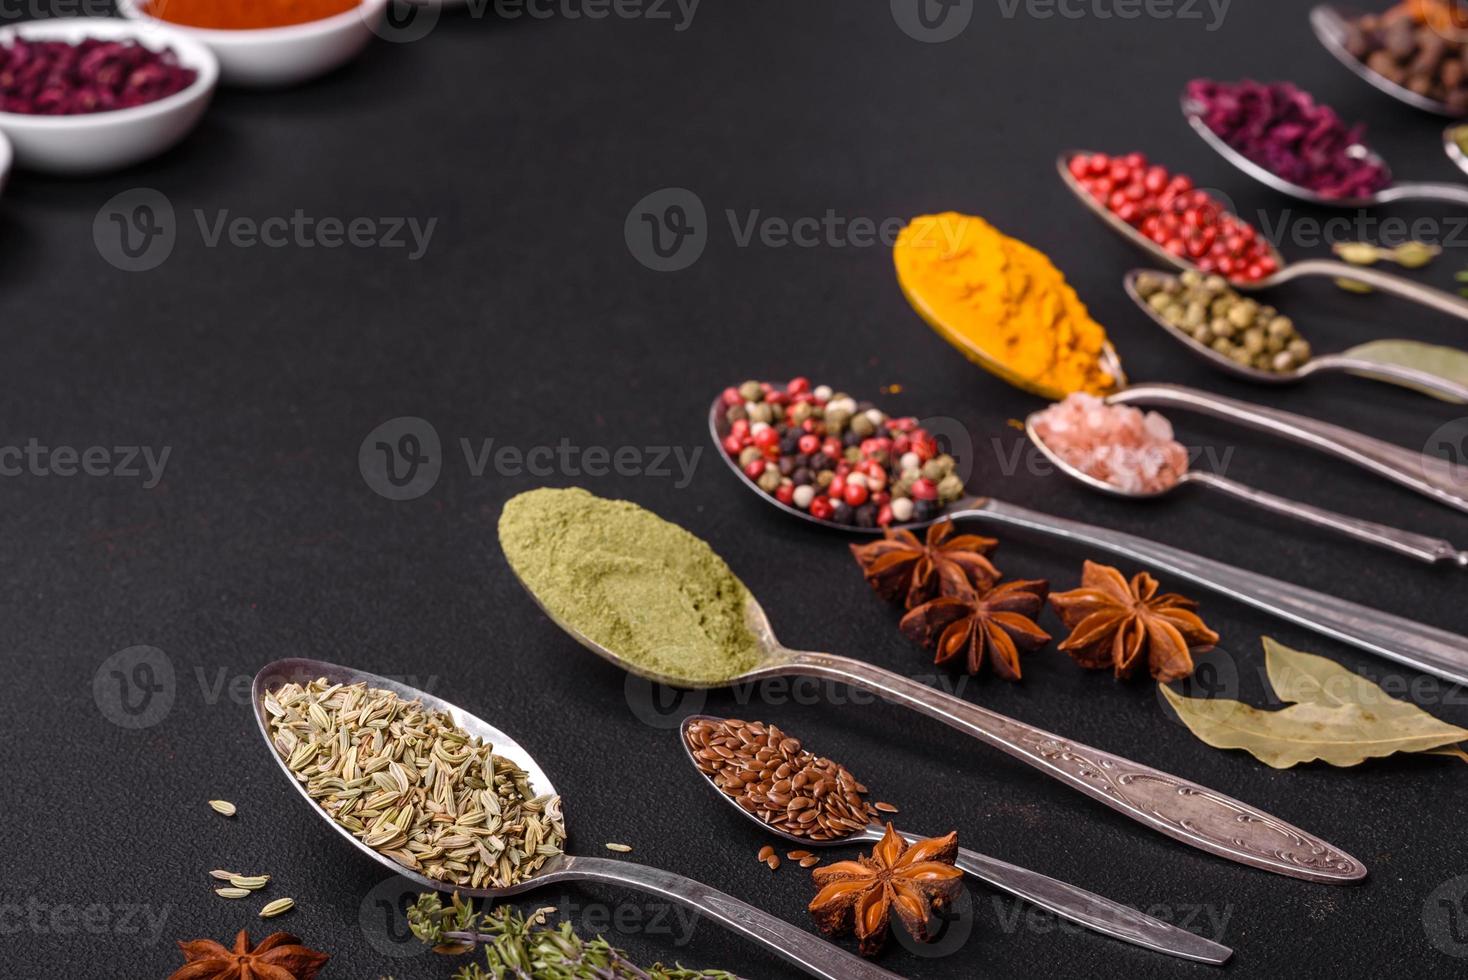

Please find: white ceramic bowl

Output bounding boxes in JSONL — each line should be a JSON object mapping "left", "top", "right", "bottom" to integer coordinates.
{"left": 0, "top": 129, "right": 12, "bottom": 194}
{"left": 118, "top": 0, "right": 387, "bottom": 88}
{"left": 0, "top": 18, "right": 217, "bottom": 176}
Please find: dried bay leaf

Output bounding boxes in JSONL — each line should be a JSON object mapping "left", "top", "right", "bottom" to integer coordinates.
{"left": 1159, "top": 638, "right": 1468, "bottom": 769}
{"left": 1340, "top": 339, "right": 1468, "bottom": 403}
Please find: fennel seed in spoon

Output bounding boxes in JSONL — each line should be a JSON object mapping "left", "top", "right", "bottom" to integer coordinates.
{"left": 263, "top": 678, "right": 565, "bottom": 888}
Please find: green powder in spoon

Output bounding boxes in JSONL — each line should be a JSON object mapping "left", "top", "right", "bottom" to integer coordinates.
{"left": 499, "top": 487, "right": 763, "bottom": 684}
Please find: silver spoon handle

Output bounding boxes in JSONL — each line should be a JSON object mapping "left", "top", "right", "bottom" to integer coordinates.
{"left": 780, "top": 651, "right": 1365, "bottom": 884}
{"left": 1377, "top": 182, "right": 1468, "bottom": 206}
{"left": 1305, "top": 353, "right": 1468, "bottom": 403}
{"left": 555, "top": 856, "right": 900, "bottom": 980}
{"left": 1110, "top": 382, "right": 1468, "bottom": 514}
{"left": 962, "top": 498, "right": 1468, "bottom": 685}
{"left": 1186, "top": 470, "right": 1468, "bottom": 566}
{"left": 882, "top": 829, "right": 1232, "bottom": 964}
{"left": 1281, "top": 259, "right": 1468, "bottom": 322}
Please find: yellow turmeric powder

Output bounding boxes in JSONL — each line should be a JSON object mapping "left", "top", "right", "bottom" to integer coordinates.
{"left": 894, "top": 212, "right": 1117, "bottom": 397}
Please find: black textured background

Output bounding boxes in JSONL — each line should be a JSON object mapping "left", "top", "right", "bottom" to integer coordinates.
{"left": 3, "top": 2, "right": 1468, "bottom": 978}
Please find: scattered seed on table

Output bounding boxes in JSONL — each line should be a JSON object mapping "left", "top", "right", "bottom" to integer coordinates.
{"left": 874, "top": 802, "right": 899, "bottom": 813}
{"left": 605, "top": 843, "right": 632, "bottom": 853}
{"left": 765, "top": 854, "right": 781, "bottom": 871}
{"left": 259, "top": 898, "right": 294, "bottom": 918}
{"left": 786, "top": 850, "right": 811, "bottom": 860}
{"left": 215, "top": 888, "right": 251, "bottom": 899}
{"left": 757, "top": 845, "right": 775, "bottom": 863}
{"left": 208, "top": 800, "right": 237, "bottom": 817}
{"left": 208, "top": 869, "right": 240, "bottom": 881}
{"left": 799, "top": 855, "right": 820, "bottom": 868}
{"left": 230, "top": 875, "right": 270, "bottom": 891}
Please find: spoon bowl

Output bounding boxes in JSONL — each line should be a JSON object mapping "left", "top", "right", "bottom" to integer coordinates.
{"left": 1446, "top": 124, "right": 1468, "bottom": 176}
{"left": 252, "top": 658, "right": 902, "bottom": 980}
{"left": 676, "top": 714, "right": 1234, "bottom": 964}
{"left": 1123, "top": 269, "right": 1468, "bottom": 401}
{"left": 1183, "top": 90, "right": 1468, "bottom": 208}
{"left": 1312, "top": 4, "right": 1466, "bottom": 117}
{"left": 1023, "top": 409, "right": 1468, "bottom": 567}
{"left": 1061, "top": 148, "right": 1468, "bottom": 319}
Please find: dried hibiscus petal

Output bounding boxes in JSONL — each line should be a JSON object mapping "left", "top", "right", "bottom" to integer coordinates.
{"left": 0, "top": 38, "right": 197, "bottom": 116}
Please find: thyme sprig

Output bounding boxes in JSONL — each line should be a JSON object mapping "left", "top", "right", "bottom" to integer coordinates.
{"left": 396, "top": 892, "right": 741, "bottom": 980}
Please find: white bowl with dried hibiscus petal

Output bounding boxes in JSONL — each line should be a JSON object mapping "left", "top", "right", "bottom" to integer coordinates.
{"left": 0, "top": 18, "right": 218, "bottom": 176}
{"left": 0, "top": 129, "right": 11, "bottom": 193}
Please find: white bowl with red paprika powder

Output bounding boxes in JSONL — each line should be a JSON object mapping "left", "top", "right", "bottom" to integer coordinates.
{"left": 118, "top": 0, "right": 389, "bottom": 89}
{"left": 0, "top": 18, "right": 217, "bottom": 176}
{"left": 0, "top": 130, "right": 11, "bottom": 193}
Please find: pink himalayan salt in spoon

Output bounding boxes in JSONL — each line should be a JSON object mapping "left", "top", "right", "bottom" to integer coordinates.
{"left": 1024, "top": 393, "right": 1467, "bottom": 565}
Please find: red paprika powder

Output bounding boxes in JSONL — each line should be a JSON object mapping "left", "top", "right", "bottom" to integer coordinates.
{"left": 146, "top": 0, "right": 361, "bottom": 30}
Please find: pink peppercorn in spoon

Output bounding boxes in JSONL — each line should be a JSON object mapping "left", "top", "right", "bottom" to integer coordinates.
{"left": 1023, "top": 394, "right": 1468, "bottom": 569}
{"left": 1059, "top": 149, "right": 1468, "bottom": 323}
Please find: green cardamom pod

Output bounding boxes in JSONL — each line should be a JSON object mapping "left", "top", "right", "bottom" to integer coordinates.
{"left": 1390, "top": 241, "right": 1440, "bottom": 269}
{"left": 1333, "top": 242, "right": 1382, "bottom": 266}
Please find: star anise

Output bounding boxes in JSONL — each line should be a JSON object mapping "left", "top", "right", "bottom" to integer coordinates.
{"left": 899, "top": 578, "right": 1050, "bottom": 680}
{"left": 168, "top": 930, "right": 329, "bottom": 980}
{"left": 1049, "top": 560, "right": 1220, "bottom": 682}
{"left": 849, "top": 519, "right": 1000, "bottom": 609}
{"left": 808, "top": 823, "right": 963, "bottom": 957}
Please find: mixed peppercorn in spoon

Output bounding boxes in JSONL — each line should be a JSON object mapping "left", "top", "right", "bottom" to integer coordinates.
{"left": 718, "top": 378, "right": 966, "bottom": 528}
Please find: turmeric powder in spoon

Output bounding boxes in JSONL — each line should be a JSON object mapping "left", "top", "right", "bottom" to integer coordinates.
{"left": 894, "top": 212, "right": 1119, "bottom": 398}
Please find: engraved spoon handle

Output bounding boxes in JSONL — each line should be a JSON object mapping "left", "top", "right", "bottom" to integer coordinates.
{"left": 1304, "top": 353, "right": 1468, "bottom": 403}
{"left": 959, "top": 498, "right": 1468, "bottom": 686}
{"left": 1110, "top": 382, "right": 1468, "bottom": 514}
{"left": 1185, "top": 470, "right": 1468, "bottom": 566}
{"left": 1280, "top": 259, "right": 1468, "bottom": 322}
{"left": 853, "top": 826, "right": 1232, "bottom": 963}
{"left": 551, "top": 856, "right": 901, "bottom": 980}
{"left": 778, "top": 651, "right": 1366, "bottom": 884}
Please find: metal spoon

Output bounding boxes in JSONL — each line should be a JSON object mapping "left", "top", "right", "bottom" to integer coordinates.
{"left": 678, "top": 716, "right": 1233, "bottom": 965}
{"left": 1122, "top": 269, "right": 1468, "bottom": 401}
{"left": 1446, "top": 124, "right": 1468, "bottom": 176}
{"left": 251, "top": 658, "right": 900, "bottom": 980}
{"left": 506, "top": 483, "right": 1366, "bottom": 884}
{"left": 1059, "top": 150, "right": 1468, "bottom": 323}
{"left": 1183, "top": 91, "right": 1468, "bottom": 207}
{"left": 1312, "top": 4, "right": 1467, "bottom": 118}
{"left": 1023, "top": 411, "right": 1468, "bottom": 569}
{"left": 709, "top": 393, "right": 1468, "bottom": 686}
